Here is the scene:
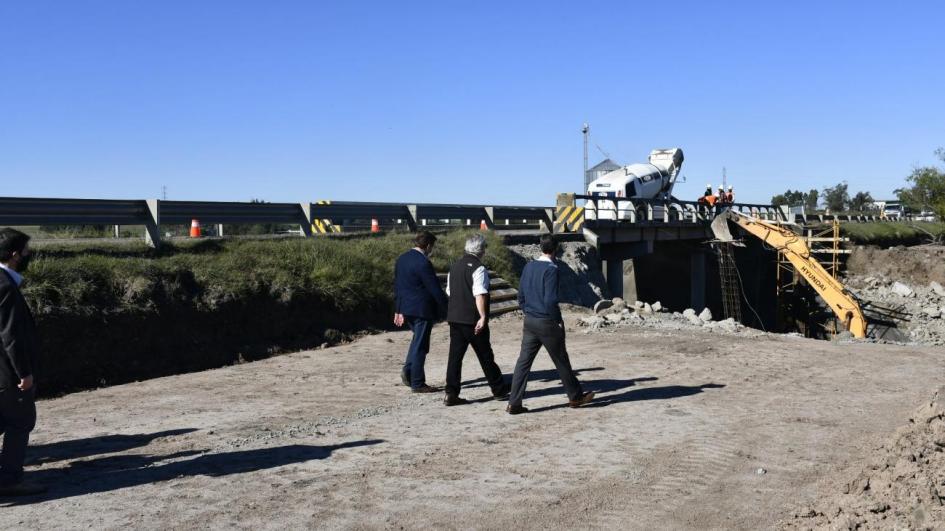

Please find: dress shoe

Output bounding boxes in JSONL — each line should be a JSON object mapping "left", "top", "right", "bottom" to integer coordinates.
{"left": 0, "top": 482, "right": 47, "bottom": 496}
{"left": 506, "top": 404, "right": 528, "bottom": 415}
{"left": 568, "top": 391, "right": 596, "bottom": 408}
{"left": 401, "top": 372, "right": 410, "bottom": 386}
{"left": 443, "top": 394, "right": 470, "bottom": 406}
{"left": 411, "top": 385, "right": 440, "bottom": 394}
{"left": 492, "top": 383, "right": 511, "bottom": 400}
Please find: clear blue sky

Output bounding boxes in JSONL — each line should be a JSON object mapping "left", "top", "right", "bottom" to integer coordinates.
{"left": 2, "top": 1, "right": 943, "bottom": 205}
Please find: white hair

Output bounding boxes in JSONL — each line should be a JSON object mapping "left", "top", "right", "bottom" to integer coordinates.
{"left": 464, "top": 233, "right": 487, "bottom": 256}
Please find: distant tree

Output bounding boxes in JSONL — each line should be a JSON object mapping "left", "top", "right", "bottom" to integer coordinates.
{"left": 805, "top": 189, "right": 819, "bottom": 210}
{"left": 822, "top": 182, "right": 849, "bottom": 212}
{"left": 772, "top": 189, "right": 819, "bottom": 211}
{"left": 896, "top": 148, "right": 945, "bottom": 220}
{"left": 849, "top": 191, "right": 874, "bottom": 212}
{"left": 771, "top": 189, "right": 806, "bottom": 207}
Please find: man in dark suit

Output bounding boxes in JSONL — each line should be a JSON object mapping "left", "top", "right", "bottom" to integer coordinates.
{"left": 0, "top": 228, "right": 44, "bottom": 495}
{"left": 393, "top": 231, "right": 448, "bottom": 393}
{"left": 507, "top": 234, "right": 594, "bottom": 414}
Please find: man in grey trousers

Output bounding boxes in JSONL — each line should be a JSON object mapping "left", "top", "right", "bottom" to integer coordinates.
{"left": 507, "top": 234, "right": 594, "bottom": 414}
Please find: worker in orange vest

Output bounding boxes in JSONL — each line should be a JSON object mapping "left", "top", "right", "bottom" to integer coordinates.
{"left": 725, "top": 186, "right": 734, "bottom": 204}
{"left": 717, "top": 186, "right": 727, "bottom": 205}
{"left": 698, "top": 185, "right": 717, "bottom": 215}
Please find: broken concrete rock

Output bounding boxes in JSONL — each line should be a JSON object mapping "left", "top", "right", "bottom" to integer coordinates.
{"left": 652, "top": 301, "right": 663, "bottom": 313}
{"left": 931, "top": 281, "right": 945, "bottom": 297}
{"left": 698, "top": 308, "right": 713, "bottom": 322}
{"left": 593, "top": 299, "right": 614, "bottom": 314}
{"left": 891, "top": 281, "right": 915, "bottom": 297}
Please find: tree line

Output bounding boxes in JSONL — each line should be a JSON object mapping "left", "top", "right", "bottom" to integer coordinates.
{"left": 771, "top": 148, "right": 945, "bottom": 217}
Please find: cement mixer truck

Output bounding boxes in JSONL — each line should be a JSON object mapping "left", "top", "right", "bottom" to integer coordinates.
{"left": 585, "top": 148, "right": 684, "bottom": 221}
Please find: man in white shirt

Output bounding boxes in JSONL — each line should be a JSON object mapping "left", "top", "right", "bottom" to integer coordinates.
{"left": 442, "top": 234, "right": 509, "bottom": 405}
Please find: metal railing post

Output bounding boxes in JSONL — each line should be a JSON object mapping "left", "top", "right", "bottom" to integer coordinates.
{"left": 299, "top": 203, "right": 314, "bottom": 237}
{"left": 484, "top": 207, "right": 495, "bottom": 229}
{"left": 540, "top": 208, "right": 554, "bottom": 233}
{"left": 145, "top": 199, "right": 161, "bottom": 248}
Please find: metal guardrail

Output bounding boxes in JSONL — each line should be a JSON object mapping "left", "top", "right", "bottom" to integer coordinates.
{"left": 1, "top": 194, "right": 906, "bottom": 247}
{"left": 560, "top": 195, "right": 786, "bottom": 232}
{"left": 0, "top": 196, "right": 555, "bottom": 247}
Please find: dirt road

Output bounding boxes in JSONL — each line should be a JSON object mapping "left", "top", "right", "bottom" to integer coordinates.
{"left": 2, "top": 311, "right": 943, "bottom": 530}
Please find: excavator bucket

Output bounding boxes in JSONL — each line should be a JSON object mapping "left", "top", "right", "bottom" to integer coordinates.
{"left": 710, "top": 211, "right": 742, "bottom": 244}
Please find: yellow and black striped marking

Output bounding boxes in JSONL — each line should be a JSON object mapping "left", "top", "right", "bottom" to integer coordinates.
{"left": 313, "top": 200, "right": 342, "bottom": 233}
{"left": 553, "top": 205, "right": 585, "bottom": 233}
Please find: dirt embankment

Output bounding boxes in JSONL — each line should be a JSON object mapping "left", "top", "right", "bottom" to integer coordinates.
{"left": 847, "top": 245, "right": 945, "bottom": 286}
{"left": 784, "top": 387, "right": 945, "bottom": 530}
{"left": 507, "top": 242, "right": 609, "bottom": 306}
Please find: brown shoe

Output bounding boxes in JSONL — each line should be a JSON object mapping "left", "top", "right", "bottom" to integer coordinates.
{"left": 444, "top": 394, "right": 470, "bottom": 406}
{"left": 0, "top": 482, "right": 47, "bottom": 496}
{"left": 411, "top": 385, "right": 440, "bottom": 394}
{"left": 506, "top": 404, "right": 528, "bottom": 415}
{"left": 568, "top": 391, "right": 595, "bottom": 408}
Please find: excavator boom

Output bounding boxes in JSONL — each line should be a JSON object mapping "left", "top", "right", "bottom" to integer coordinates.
{"left": 711, "top": 210, "right": 868, "bottom": 338}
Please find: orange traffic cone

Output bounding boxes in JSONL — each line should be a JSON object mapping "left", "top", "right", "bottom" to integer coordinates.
{"left": 479, "top": 219, "right": 488, "bottom": 231}
{"left": 371, "top": 219, "right": 380, "bottom": 233}
{"left": 190, "top": 219, "right": 201, "bottom": 238}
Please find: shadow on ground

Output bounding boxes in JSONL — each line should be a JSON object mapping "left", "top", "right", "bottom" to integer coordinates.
{"left": 27, "top": 429, "right": 198, "bottom": 465}
{"left": 528, "top": 383, "right": 727, "bottom": 413}
{"left": 462, "top": 367, "right": 606, "bottom": 389}
{"left": 5, "top": 437, "right": 383, "bottom": 506}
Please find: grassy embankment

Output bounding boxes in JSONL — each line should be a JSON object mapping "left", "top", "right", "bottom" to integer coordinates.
{"left": 838, "top": 222, "right": 945, "bottom": 247}
{"left": 24, "top": 230, "right": 517, "bottom": 396}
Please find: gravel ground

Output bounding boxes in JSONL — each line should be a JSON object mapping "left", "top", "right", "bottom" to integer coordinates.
{"left": 2, "top": 310, "right": 944, "bottom": 530}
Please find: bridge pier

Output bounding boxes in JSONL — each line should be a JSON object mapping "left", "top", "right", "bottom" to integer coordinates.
{"left": 605, "top": 259, "right": 624, "bottom": 300}
{"left": 690, "top": 249, "right": 706, "bottom": 312}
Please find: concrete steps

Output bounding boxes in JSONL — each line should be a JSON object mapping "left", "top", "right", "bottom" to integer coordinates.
{"left": 436, "top": 270, "right": 520, "bottom": 317}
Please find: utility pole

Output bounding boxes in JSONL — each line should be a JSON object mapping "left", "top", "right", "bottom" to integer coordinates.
{"left": 162, "top": 185, "right": 167, "bottom": 200}
{"left": 722, "top": 167, "right": 727, "bottom": 190}
{"left": 582, "top": 122, "right": 589, "bottom": 191}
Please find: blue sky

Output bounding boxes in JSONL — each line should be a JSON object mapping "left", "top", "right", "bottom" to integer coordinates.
{"left": 1, "top": 1, "right": 943, "bottom": 205}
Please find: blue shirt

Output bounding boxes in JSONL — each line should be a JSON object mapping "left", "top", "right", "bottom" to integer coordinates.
{"left": 0, "top": 264, "right": 22, "bottom": 287}
{"left": 517, "top": 256, "right": 562, "bottom": 322}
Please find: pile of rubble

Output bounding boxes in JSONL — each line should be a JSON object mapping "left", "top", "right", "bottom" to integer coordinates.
{"left": 577, "top": 298, "right": 761, "bottom": 337}
{"left": 507, "top": 242, "right": 609, "bottom": 307}
{"left": 785, "top": 386, "right": 945, "bottom": 530}
{"left": 845, "top": 276, "right": 945, "bottom": 346}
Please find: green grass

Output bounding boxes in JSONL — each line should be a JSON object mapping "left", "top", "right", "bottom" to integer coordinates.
{"left": 24, "top": 230, "right": 518, "bottom": 317}
{"left": 22, "top": 230, "right": 520, "bottom": 395}
{"left": 838, "top": 222, "right": 945, "bottom": 246}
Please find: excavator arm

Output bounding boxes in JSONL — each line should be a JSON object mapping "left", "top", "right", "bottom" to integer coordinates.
{"left": 711, "top": 210, "right": 868, "bottom": 338}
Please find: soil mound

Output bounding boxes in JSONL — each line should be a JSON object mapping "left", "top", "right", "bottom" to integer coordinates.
{"left": 847, "top": 245, "right": 945, "bottom": 286}
{"left": 785, "top": 387, "right": 945, "bottom": 530}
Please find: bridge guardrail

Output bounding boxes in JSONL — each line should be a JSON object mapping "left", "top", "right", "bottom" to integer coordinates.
{"left": 553, "top": 195, "right": 786, "bottom": 232}
{"left": 0, "top": 196, "right": 555, "bottom": 247}
{"left": 0, "top": 194, "right": 905, "bottom": 247}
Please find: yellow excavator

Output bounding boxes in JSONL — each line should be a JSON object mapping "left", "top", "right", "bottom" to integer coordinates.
{"left": 711, "top": 209, "right": 868, "bottom": 338}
